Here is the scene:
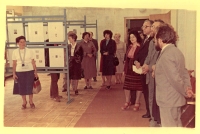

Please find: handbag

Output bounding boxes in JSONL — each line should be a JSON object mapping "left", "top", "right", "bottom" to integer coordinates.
{"left": 32, "top": 77, "right": 42, "bottom": 94}
{"left": 113, "top": 56, "right": 119, "bottom": 66}
{"left": 13, "top": 80, "right": 19, "bottom": 94}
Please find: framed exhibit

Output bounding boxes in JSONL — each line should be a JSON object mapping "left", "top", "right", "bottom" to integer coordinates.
{"left": 49, "top": 48, "right": 64, "bottom": 67}
{"left": 7, "top": 23, "right": 24, "bottom": 42}
{"left": 43, "top": 26, "right": 49, "bottom": 41}
{"left": 28, "top": 23, "right": 45, "bottom": 42}
{"left": 48, "top": 22, "right": 64, "bottom": 42}
{"left": 30, "top": 48, "right": 45, "bottom": 67}
{"left": 67, "top": 26, "right": 84, "bottom": 40}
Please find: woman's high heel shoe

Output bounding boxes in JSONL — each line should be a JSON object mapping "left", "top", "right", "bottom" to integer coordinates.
{"left": 29, "top": 102, "right": 35, "bottom": 109}
{"left": 21, "top": 101, "right": 27, "bottom": 109}
{"left": 121, "top": 102, "right": 131, "bottom": 110}
{"left": 133, "top": 103, "right": 140, "bottom": 111}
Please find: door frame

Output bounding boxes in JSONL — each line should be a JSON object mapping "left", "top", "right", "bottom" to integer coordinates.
{"left": 124, "top": 16, "right": 148, "bottom": 44}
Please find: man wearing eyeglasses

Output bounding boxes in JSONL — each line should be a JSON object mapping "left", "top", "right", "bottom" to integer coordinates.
{"left": 142, "top": 19, "right": 165, "bottom": 127}
{"left": 133, "top": 19, "right": 154, "bottom": 119}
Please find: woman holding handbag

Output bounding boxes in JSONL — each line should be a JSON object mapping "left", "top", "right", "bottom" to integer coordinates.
{"left": 12, "top": 36, "right": 38, "bottom": 109}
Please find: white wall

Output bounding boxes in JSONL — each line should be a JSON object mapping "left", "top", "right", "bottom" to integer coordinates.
{"left": 176, "top": 10, "right": 196, "bottom": 75}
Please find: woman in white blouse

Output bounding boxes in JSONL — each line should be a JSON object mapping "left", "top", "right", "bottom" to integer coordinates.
{"left": 12, "top": 36, "right": 38, "bottom": 109}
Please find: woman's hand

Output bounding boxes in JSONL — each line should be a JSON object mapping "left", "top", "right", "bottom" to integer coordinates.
{"left": 34, "top": 72, "right": 38, "bottom": 78}
{"left": 13, "top": 74, "right": 18, "bottom": 80}
{"left": 87, "top": 54, "right": 93, "bottom": 58}
{"left": 135, "top": 62, "right": 141, "bottom": 69}
{"left": 103, "top": 52, "right": 108, "bottom": 55}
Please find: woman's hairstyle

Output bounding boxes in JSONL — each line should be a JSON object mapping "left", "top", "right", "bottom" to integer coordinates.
{"left": 128, "top": 30, "right": 142, "bottom": 45}
{"left": 114, "top": 33, "right": 121, "bottom": 38}
{"left": 16, "top": 36, "right": 26, "bottom": 44}
{"left": 103, "top": 30, "right": 113, "bottom": 38}
{"left": 68, "top": 33, "right": 77, "bottom": 41}
{"left": 82, "top": 32, "right": 90, "bottom": 39}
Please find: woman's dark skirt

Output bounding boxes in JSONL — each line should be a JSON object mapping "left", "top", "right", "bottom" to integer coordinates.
{"left": 15, "top": 70, "right": 34, "bottom": 95}
{"left": 123, "top": 67, "right": 143, "bottom": 91}
{"left": 69, "top": 56, "right": 82, "bottom": 80}
{"left": 102, "top": 55, "right": 115, "bottom": 75}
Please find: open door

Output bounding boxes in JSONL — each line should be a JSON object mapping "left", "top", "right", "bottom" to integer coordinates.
{"left": 149, "top": 11, "right": 171, "bottom": 24}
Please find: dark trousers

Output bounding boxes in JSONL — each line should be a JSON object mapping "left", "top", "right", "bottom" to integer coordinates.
{"left": 93, "top": 56, "right": 97, "bottom": 80}
{"left": 141, "top": 74, "right": 150, "bottom": 114}
{"left": 130, "top": 90, "right": 136, "bottom": 105}
{"left": 50, "top": 73, "right": 59, "bottom": 98}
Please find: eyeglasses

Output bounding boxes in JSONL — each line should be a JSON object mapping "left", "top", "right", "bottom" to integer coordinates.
{"left": 141, "top": 25, "right": 151, "bottom": 29}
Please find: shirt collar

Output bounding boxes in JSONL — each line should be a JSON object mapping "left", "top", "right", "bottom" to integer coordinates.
{"left": 161, "top": 43, "right": 171, "bottom": 53}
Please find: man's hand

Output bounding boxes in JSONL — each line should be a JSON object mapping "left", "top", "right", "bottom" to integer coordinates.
{"left": 152, "top": 64, "right": 156, "bottom": 71}
{"left": 142, "top": 64, "right": 149, "bottom": 74}
{"left": 186, "top": 87, "right": 194, "bottom": 98}
{"left": 152, "top": 71, "right": 155, "bottom": 78}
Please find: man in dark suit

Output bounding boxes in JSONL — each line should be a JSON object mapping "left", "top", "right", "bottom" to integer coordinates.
{"left": 142, "top": 19, "right": 165, "bottom": 126}
{"left": 89, "top": 31, "right": 98, "bottom": 82}
{"left": 134, "top": 19, "right": 154, "bottom": 118}
{"left": 154, "top": 24, "right": 194, "bottom": 127}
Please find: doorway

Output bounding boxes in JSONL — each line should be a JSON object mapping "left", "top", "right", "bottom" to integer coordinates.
{"left": 124, "top": 17, "right": 148, "bottom": 44}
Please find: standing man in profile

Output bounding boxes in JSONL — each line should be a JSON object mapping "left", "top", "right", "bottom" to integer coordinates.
{"left": 134, "top": 19, "right": 154, "bottom": 119}
{"left": 142, "top": 19, "right": 165, "bottom": 127}
{"left": 154, "top": 24, "right": 194, "bottom": 127}
{"left": 89, "top": 31, "right": 98, "bottom": 82}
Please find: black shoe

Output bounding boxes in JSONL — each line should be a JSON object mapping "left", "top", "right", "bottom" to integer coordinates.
{"left": 75, "top": 90, "right": 78, "bottom": 95}
{"left": 62, "top": 89, "right": 67, "bottom": 92}
{"left": 142, "top": 113, "right": 151, "bottom": 118}
{"left": 106, "top": 86, "right": 111, "bottom": 90}
{"left": 84, "top": 86, "right": 88, "bottom": 89}
{"left": 89, "top": 86, "right": 93, "bottom": 89}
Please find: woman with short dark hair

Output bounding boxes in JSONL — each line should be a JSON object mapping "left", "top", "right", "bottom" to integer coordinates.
{"left": 100, "top": 30, "right": 116, "bottom": 90}
{"left": 68, "top": 33, "right": 83, "bottom": 95}
{"left": 12, "top": 36, "right": 38, "bottom": 109}
{"left": 121, "top": 30, "right": 143, "bottom": 111}
{"left": 80, "top": 32, "right": 97, "bottom": 89}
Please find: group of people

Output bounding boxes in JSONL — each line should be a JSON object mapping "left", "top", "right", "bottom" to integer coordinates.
{"left": 12, "top": 19, "right": 194, "bottom": 127}
{"left": 120, "top": 19, "right": 194, "bottom": 127}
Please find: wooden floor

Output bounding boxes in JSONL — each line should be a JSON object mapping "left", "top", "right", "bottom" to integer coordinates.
{"left": 4, "top": 73, "right": 147, "bottom": 127}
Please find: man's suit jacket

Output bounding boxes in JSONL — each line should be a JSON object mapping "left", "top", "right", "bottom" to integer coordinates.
{"left": 144, "top": 39, "right": 160, "bottom": 84}
{"left": 155, "top": 44, "right": 191, "bottom": 107}
{"left": 91, "top": 39, "right": 98, "bottom": 52}
{"left": 133, "top": 37, "right": 153, "bottom": 66}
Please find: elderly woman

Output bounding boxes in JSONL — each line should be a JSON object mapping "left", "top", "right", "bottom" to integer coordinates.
{"left": 121, "top": 30, "right": 143, "bottom": 111}
{"left": 80, "top": 32, "right": 97, "bottom": 89}
{"left": 114, "top": 33, "right": 126, "bottom": 84}
{"left": 12, "top": 36, "right": 38, "bottom": 109}
{"left": 100, "top": 30, "right": 116, "bottom": 90}
{"left": 68, "top": 33, "right": 83, "bottom": 95}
